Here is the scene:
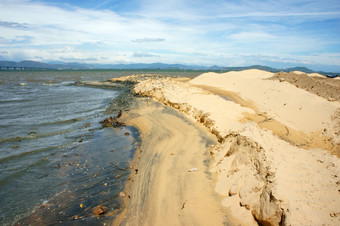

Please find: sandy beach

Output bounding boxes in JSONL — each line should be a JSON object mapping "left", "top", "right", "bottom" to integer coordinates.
{"left": 113, "top": 70, "right": 340, "bottom": 225}
{"left": 118, "top": 100, "right": 232, "bottom": 225}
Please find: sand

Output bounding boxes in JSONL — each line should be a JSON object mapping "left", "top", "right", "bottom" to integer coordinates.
{"left": 191, "top": 70, "right": 340, "bottom": 156}
{"left": 117, "top": 99, "right": 233, "bottom": 225}
{"left": 112, "top": 70, "right": 340, "bottom": 225}
{"left": 292, "top": 70, "right": 325, "bottom": 78}
{"left": 190, "top": 70, "right": 340, "bottom": 133}
{"left": 270, "top": 72, "right": 340, "bottom": 102}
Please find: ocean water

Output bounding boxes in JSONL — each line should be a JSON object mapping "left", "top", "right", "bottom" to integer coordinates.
{"left": 0, "top": 70, "right": 139, "bottom": 225}
{"left": 0, "top": 70, "right": 205, "bottom": 225}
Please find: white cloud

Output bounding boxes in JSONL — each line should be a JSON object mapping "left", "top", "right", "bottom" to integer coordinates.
{"left": 0, "top": 0, "right": 339, "bottom": 70}
{"left": 229, "top": 31, "right": 277, "bottom": 41}
{"left": 133, "top": 52, "right": 159, "bottom": 58}
{"left": 0, "top": 21, "right": 28, "bottom": 29}
{"left": 131, "top": 38, "right": 165, "bottom": 43}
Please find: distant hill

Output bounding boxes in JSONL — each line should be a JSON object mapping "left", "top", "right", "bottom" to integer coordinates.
{"left": 283, "top": 67, "right": 315, "bottom": 73}
{"left": 0, "top": 60, "right": 331, "bottom": 74}
{"left": 219, "top": 65, "right": 279, "bottom": 72}
{"left": 0, "top": 60, "right": 89, "bottom": 70}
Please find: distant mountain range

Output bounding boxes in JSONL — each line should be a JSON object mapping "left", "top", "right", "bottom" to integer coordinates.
{"left": 0, "top": 60, "right": 333, "bottom": 74}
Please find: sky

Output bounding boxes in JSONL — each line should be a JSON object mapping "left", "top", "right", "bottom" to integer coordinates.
{"left": 0, "top": 0, "right": 340, "bottom": 71}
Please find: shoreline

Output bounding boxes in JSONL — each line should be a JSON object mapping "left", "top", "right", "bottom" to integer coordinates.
{"left": 115, "top": 98, "right": 234, "bottom": 225}
{"left": 111, "top": 133, "right": 142, "bottom": 226}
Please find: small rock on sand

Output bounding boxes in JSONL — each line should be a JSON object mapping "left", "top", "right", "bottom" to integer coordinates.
{"left": 93, "top": 205, "right": 106, "bottom": 216}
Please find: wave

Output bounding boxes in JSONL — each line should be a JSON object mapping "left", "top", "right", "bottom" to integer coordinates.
{"left": 0, "top": 128, "right": 75, "bottom": 144}
{"left": 0, "top": 98, "right": 34, "bottom": 104}
{"left": 0, "top": 143, "right": 73, "bottom": 165}
{"left": 42, "top": 81, "right": 75, "bottom": 86}
{"left": 39, "top": 117, "right": 84, "bottom": 126}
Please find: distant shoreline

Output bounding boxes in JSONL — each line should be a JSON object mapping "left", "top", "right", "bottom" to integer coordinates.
{"left": 1, "top": 60, "right": 339, "bottom": 75}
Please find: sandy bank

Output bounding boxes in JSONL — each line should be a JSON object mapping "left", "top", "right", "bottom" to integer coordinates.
{"left": 190, "top": 70, "right": 340, "bottom": 134}
{"left": 129, "top": 70, "right": 340, "bottom": 225}
{"left": 190, "top": 70, "right": 340, "bottom": 156}
{"left": 118, "top": 99, "right": 232, "bottom": 225}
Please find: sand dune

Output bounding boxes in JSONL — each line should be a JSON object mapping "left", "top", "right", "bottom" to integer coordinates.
{"left": 292, "top": 70, "right": 325, "bottom": 78}
{"left": 190, "top": 69, "right": 339, "bottom": 133}
{"left": 114, "top": 70, "right": 340, "bottom": 225}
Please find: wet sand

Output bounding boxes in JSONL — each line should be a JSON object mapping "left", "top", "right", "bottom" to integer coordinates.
{"left": 117, "top": 99, "right": 232, "bottom": 225}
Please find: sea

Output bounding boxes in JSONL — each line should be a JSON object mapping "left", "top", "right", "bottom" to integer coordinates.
{"left": 0, "top": 69, "right": 203, "bottom": 225}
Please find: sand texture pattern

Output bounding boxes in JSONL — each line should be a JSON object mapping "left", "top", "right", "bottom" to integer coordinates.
{"left": 126, "top": 70, "right": 340, "bottom": 225}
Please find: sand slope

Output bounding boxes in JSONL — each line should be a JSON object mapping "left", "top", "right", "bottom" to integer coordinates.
{"left": 190, "top": 69, "right": 340, "bottom": 133}
{"left": 191, "top": 70, "right": 340, "bottom": 156}
{"left": 129, "top": 71, "right": 340, "bottom": 225}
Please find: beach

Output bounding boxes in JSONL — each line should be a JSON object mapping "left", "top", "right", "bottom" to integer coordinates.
{"left": 113, "top": 70, "right": 340, "bottom": 225}
{"left": 3, "top": 0, "right": 340, "bottom": 225}
{"left": 0, "top": 70, "right": 205, "bottom": 225}
{"left": 118, "top": 100, "right": 231, "bottom": 225}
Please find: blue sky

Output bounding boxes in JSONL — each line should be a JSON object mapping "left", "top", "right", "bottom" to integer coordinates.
{"left": 0, "top": 0, "right": 340, "bottom": 71}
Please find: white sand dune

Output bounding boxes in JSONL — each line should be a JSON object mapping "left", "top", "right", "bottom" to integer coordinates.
{"left": 190, "top": 69, "right": 340, "bottom": 133}
{"left": 115, "top": 70, "right": 340, "bottom": 225}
